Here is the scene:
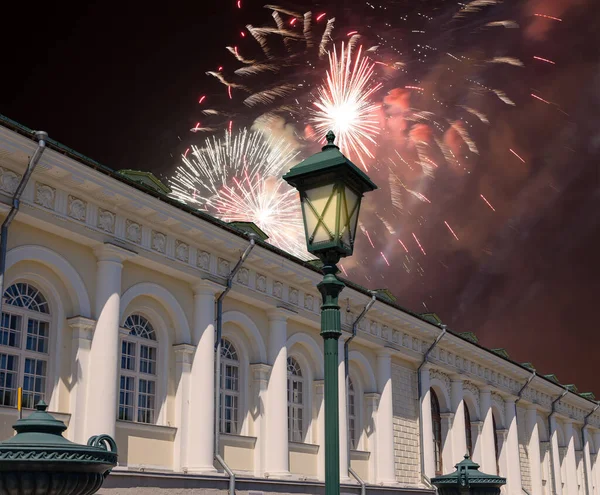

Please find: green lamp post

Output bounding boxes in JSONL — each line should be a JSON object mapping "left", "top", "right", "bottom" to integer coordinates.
{"left": 430, "top": 455, "right": 506, "bottom": 495}
{"left": 0, "top": 401, "right": 118, "bottom": 494}
{"left": 283, "top": 131, "right": 377, "bottom": 495}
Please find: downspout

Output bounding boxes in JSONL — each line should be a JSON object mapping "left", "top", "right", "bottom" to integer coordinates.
{"left": 582, "top": 402, "right": 599, "bottom": 495}
{"left": 214, "top": 234, "right": 257, "bottom": 495}
{"left": 417, "top": 324, "right": 447, "bottom": 490}
{"left": 0, "top": 131, "right": 48, "bottom": 317}
{"left": 345, "top": 291, "right": 377, "bottom": 495}
{"left": 548, "top": 388, "right": 569, "bottom": 495}
{"left": 515, "top": 371, "right": 536, "bottom": 495}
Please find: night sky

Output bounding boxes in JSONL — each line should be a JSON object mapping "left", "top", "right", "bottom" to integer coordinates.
{"left": 2, "top": 1, "right": 600, "bottom": 394}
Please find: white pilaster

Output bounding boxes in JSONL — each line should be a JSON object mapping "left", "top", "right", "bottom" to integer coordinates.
{"left": 315, "top": 380, "right": 326, "bottom": 481}
{"left": 550, "top": 415, "right": 564, "bottom": 495}
{"left": 67, "top": 316, "right": 96, "bottom": 443}
{"left": 173, "top": 343, "right": 195, "bottom": 471}
{"left": 85, "top": 243, "right": 133, "bottom": 440}
{"left": 376, "top": 350, "right": 396, "bottom": 484}
{"left": 504, "top": 399, "right": 523, "bottom": 495}
{"left": 265, "top": 309, "right": 290, "bottom": 477}
{"left": 480, "top": 388, "right": 497, "bottom": 474}
{"left": 251, "top": 363, "right": 272, "bottom": 477}
{"left": 583, "top": 427, "right": 594, "bottom": 495}
{"left": 451, "top": 378, "right": 467, "bottom": 463}
{"left": 564, "top": 420, "right": 579, "bottom": 495}
{"left": 339, "top": 337, "right": 350, "bottom": 482}
{"left": 526, "top": 406, "right": 544, "bottom": 495}
{"left": 420, "top": 366, "right": 435, "bottom": 479}
{"left": 440, "top": 412, "right": 455, "bottom": 473}
{"left": 365, "top": 392, "right": 380, "bottom": 483}
{"left": 593, "top": 432, "right": 600, "bottom": 495}
{"left": 187, "top": 280, "right": 221, "bottom": 473}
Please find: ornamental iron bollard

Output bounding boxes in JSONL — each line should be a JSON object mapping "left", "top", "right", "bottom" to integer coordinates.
{"left": 0, "top": 401, "right": 118, "bottom": 495}
{"left": 430, "top": 455, "right": 506, "bottom": 495}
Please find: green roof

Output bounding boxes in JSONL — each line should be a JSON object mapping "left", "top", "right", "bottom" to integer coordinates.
{"left": 420, "top": 313, "right": 443, "bottom": 325}
{"left": 492, "top": 348, "right": 510, "bottom": 359}
{"left": 459, "top": 332, "right": 479, "bottom": 344}
{"left": 373, "top": 288, "right": 397, "bottom": 303}
{"left": 565, "top": 384, "right": 579, "bottom": 393}
{"left": 118, "top": 169, "right": 171, "bottom": 195}
{"left": 521, "top": 362, "right": 536, "bottom": 371}
{"left": 580, "top": 392, "right": 596, "bottom": 401}
{"left": 544, "top": 374, "right": 561, "bottom": 385}
{"left": 228, "top": 221, "right": 269, "bottom": 241}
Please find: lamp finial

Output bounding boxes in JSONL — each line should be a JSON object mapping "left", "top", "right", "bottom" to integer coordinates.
{"left": 322, "top": 130, "right": 338, "bottom": 151}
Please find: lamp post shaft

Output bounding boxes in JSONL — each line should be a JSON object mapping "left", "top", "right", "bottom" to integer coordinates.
{"left": 318, "top": 263, "right": 345, "bottom": 495}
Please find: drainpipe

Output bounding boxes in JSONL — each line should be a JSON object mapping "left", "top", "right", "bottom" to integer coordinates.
{"left": 345, "top": 291, "right": 377, "bottom": 495}
{"left": 515, "top": 371, "right": 536, "bottom": 494}
{"left": 548, "top": 388, "right": 569, "bottom": 495}
{"left": 582, "top": 402, "right": 599, "bottom": 495}
{"left": 213, "top": 233, "right": 257, "bottom": 495}
{"left": 417, "top": 324, "right": 447, "bottom": 490}
{"left": 0, "top": 131, "right": 48, "bottom": 317}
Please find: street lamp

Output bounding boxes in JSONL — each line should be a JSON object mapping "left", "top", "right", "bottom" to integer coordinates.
{"left": 283, "top": 131, "right": 377, "bottom": 495}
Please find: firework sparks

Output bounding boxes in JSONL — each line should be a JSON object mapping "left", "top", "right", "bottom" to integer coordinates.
{"left": 170, "top": 128, "right": 309, "bottom": 259}
{"left": 533, "top": 13, "right": 562, "bottom": 21}
{"left": 311, "top": 43, "right": 382, "bottom": 169}
{"left": 444, "top": 221, "right": 459, "bottom": 241}
{"left": 380, "top": 252, "right": 390, "bottom": 266}
{"left": 364, "top": 229, "right": 375, "bottom": 248}
{"left": 531, "top": 93, "right": 551, "bottom": 104}
{"left": 412, "top": 232, "right": 426, "bottom": 256}
{"left": 533, "top": 56, "right": 556, "bottom": 65}
{"left": 398, "top": 239, "right": 409, "bottom": 253}
{"left": 480, "top": 194, "right": 496, "bottom": 211}
{"left": 509, "top": 148, "right": 526, "bottom": 163}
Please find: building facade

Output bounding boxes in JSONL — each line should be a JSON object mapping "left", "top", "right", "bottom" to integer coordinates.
{"left": 0, "top": 119, "right": 599, "bottom": 495}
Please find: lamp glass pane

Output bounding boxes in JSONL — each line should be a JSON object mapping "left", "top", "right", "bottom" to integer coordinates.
{"left": 304, "top": 183, "right": 337, "bottom": 244}
{"left": 347, "top": 186, "right": 361, "bottom": 246}
{"left": 340, "top": 185, "right": 359, "bottom": 248}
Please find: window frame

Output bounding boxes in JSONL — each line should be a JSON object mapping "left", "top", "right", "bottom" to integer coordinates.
{"left": 464, "top": 403, "right": 473, "bottom": 458}
{"left": 219, "top": 338, "right": 240, "bottom": 435}
{"left": 431, "top": 388, "right": 443, "bottom": 476}
{"left": 493, "top": 414, "right": 500, "bottom": 475}
{"left": 118, "top": 314, "right": 158, "bottom": 424}
{"left": 287, "top": 356, "right": 304, "bottom": 443}
{"left": 0, "top": 282, "right": 52, "bottom": 409}
{"left": 348, "top": 376, "right": 357, "bottom": 450}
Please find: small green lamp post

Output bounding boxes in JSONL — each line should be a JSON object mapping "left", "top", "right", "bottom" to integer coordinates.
{"left": 430, "top": 455, "right": 506, "bottom": 495}
{"left": 0, "top": 401, "right": 118, "bottom": 494}
{"left": 283, "top": 131, "right": 377, "bottom": 495}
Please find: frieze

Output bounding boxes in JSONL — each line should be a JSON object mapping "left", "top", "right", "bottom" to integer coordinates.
{"left": 151, "top": 231, "right": 166, "bottom": 254}
{"left": 35, "top": 183, "right": 55, "bottom": 209}
{"left": 67, "top": 195, "right": 86, "bottom": 222}
{"left": 0, "top": 167, "right": 21, "bottom": 195}
{"left": 125, "top": 220, "right": 141, "bottom": 244}
{"left": 197, "top": 250, "right": 210, "bottom": 271}
{"left": 175, "top": 240, "right": 189, "bottom": 262}
{"left": 97, "top": 208, "right": 115, "bottom": 233}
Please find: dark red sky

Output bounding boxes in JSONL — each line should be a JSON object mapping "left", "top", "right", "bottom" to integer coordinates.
{"left": 2, "top": 0, "right": 599, "bottom": 394}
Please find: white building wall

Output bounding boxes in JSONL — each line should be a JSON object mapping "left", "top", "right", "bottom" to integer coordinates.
{"left": 392, "top": 363, "right": 421, "bottom": 485}
{"left": 517, "top": 405, "right": 532, "bottom": 491}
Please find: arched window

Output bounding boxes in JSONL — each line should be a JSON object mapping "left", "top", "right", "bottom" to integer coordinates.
{"left": 220, "top": 339, "right": 239, "bottom": 434}
{"left": 1, "top": 282, "right": 50, "bottom": 408}
{"left": 464, "top": 403, "right": 473, "bottom": 457}
{"left": 431, "top": 389, "right": 443, "bottom": 475}
{"left": 348, "top": 377, "right": 357, "bottom": 449}
{"left": 287, "top": 356, "right": 304, "bottom": 442}
{"left": 493, "top": 414, "right": 500, "bottom": 475}
{"left": 119, "top": 314, "right": 157, "bottom": 423}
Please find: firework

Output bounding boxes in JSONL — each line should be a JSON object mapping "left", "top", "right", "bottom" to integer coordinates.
{"left": 170, "top": 128, "right": 310, "bottom": 260}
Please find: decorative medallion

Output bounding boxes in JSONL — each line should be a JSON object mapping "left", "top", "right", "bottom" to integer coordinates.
{"left": 97, "top": 209, "right": 115, "bottom": 233}
{"left": 67, "top": 195, "right": 86, "bottom": 222}
{"left": 218, "top": 258, "right": 230, "bottom": 277}
{"left": 151, "top": 231, "right": 166, "bottom": 254}
{"left": 429, "top": 369, "right": 451, "bottom": 392}
{"left": 197, "top": 250, "right": 210, "bottom": 271}
{"left": 256, "top": 274, "right": 267, "bottom": 292}
{"left": 35, "top": 183, "right": 55, "bottom": 209}
{"left": 175, "top": 240, "right": 189, "bottom": 262}
{"left": 273, "top": 281, "right": 283, "bottom": 299}
{"left": 289, "top": 288, "right": 299, "bottom": 306}
{"left": 370, "top": 321, "right": 378, "bottom": 335}
{"left": 0, "top": 167, "right": 20, "bottom": 195}
{"left": 304, "top": 294, "right": 314, "bottom": 311}
{"left": 125, "top": 220, "right": 141, "bottom": 244}
{"left": 237, "top": 267, "right": 249, "bottom": 285}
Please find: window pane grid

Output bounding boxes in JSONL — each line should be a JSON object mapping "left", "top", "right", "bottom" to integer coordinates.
{"left": 22, "top": 358, "right": 46, "bottom": 409}
{"left": 26, "top": 319, "right": 49, "bottom": 354}
{"left": 119, "top": 314, "right": 158, "bottom": 424}
{"left": 287, "top": 357, "right": 304, "bottom": 442}
{"left": 348, "top": 378, "right": 356, "bottom": 450}
{"left": 0, "top": 353, "right": 18, "bottom": 407}
{"left": 219, "top": 339, "right": 239, "bottom": 434}
{"left": 1, "top": 313, "right": 21, "bottom": 348}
